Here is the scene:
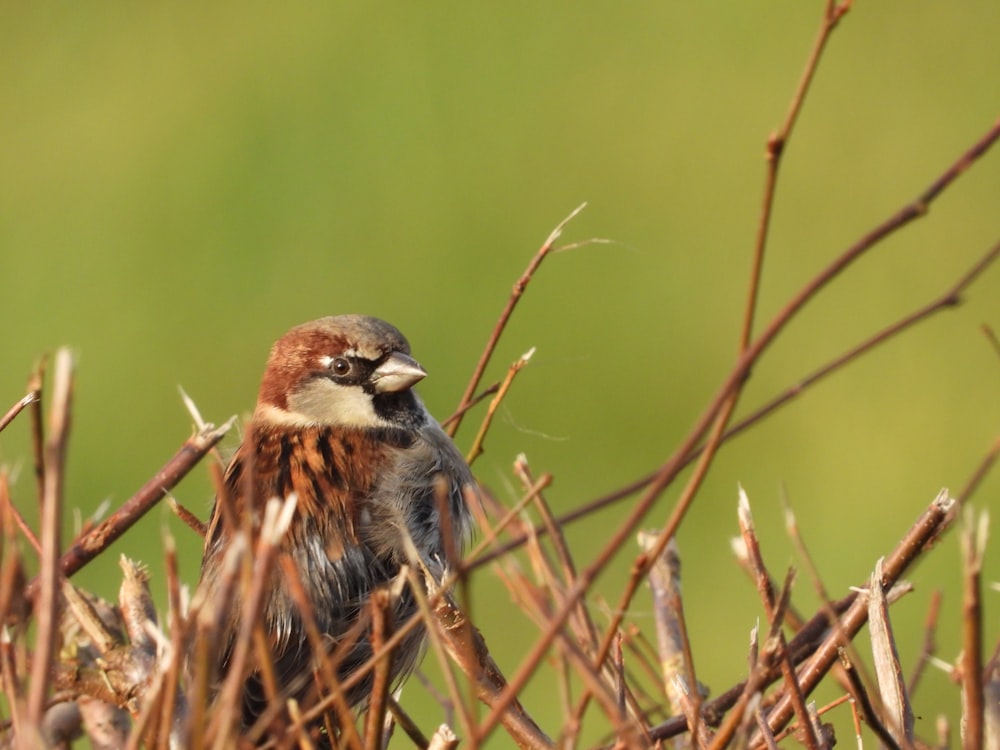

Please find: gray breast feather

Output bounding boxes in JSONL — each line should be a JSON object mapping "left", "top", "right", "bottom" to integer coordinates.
{"left": 362, "top": 418, "right": 475, "bottom": 567}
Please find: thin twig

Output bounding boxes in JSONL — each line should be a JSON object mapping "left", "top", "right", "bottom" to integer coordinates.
{"left": 784, "top": 496, "right": 880, "bottom": 715}
{"left": 959, "top": 508, "right": 987, "bottom": 750}
{"left": 564, "top": 356, "right": 744, "bottom": 745}
{"left": 27, "top": 348, "right": 74, "bottom": 727}
{"left": 737, "top": 492, "right": 820, "bottom": 750}
{"left": 448, "top": 203, "right": 586, "bottom": 438}
{"left": 837, "top": 648, "right": 903, "bottom": 750}
{"left": 165, "top": 496, "right": 208, "bottom": 537}
{"left": 466, "top": 475, "right": 553, "bottom": 565}
{"left": 762, "top": 491, "right": 956, "bottom": 738}
{"left": 0, "top": 628, "right": 24, "bottom": 740}
{"left": 706, "top": 628, "right": 776, "bottom": 750}
{"left": 640, "top": 491, "right": 955, "bottom": 746}
{"left": 466, "top": 348, "right": 534, "bottom": 465}
{"left": 156, "top": 535, "right": 185, "bottom": 750}
{"left": 906, "top": 589, "right": 942, "bottom": 697}
{"left": 412, "top": 570, "right": 482, "bottom": 746}
{"left": 0, "top": 393, "right": 38, "bottom": 435}
{"left": 470, "top": 234, "right": 1000, "bottom": 571}
{"left": 387, "top": 696, "right": 430, "bottom": 750}
{"left": 29, "top": 358, "right": 47, "bottom": 514}
{"left": 275, "top": 555, "right": 363, "bottom": 750}
{"left": 518, "top": 578, "right": 642, "bottom": 749}
{"left": 441, "top": 383, "right": 500, "bottom": 430}
{"left": 958, "top": 433, "right": 1000, "bottom": 505}
{"left": 0, "top": 473, "right": 28, "bottom": 628}
{"left": 742, "top": 0, "right": 851, "bottom": 350}
{"left": 867, "top": 559, "right": 915, "bottom": 748}
{"left": 26, "top": 417, "right": 234, "bottom": 595}
{"left": 724, "top": 236, "right": 1000, "bottom": 457}
{"left": 364, "top": 590, "right": 394, "bottom": 750}
{"left": 0, "top": 477, "right": 42, "bottom": 555}
{"left": 515, "top": 455, "right": 599, "bottom": 657}
{"left": 639, "top": 533, "right": 699, "bottom": 748}
{"left": 207, "top": 496, "right": 296, "bottom": 748}
{"left": 479, "top": 380, "right": 734, "bottom": 743}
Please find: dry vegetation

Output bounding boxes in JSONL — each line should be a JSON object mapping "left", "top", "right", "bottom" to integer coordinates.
{"left": 2, "top": 3, "right": 1000, "bottom": 748}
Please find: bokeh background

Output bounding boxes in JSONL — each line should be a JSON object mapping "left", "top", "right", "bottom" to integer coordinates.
{"left": 2, "top": 2, "right": 998, "bottom": 745}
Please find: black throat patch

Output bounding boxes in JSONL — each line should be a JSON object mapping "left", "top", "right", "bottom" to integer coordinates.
{"left": 372, "top": 390, "right": 426, "bottom": 431}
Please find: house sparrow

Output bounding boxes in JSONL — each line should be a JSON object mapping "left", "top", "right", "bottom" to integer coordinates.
{"left": 196, "top": 315, "right": 475, "bottom": 736}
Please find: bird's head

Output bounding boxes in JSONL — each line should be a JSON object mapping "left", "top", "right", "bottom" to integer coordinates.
{"left": 255, "top": 315, "right": 429, "bottom": 429}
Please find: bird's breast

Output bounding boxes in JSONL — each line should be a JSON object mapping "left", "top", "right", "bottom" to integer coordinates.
{"left": 226, "top": 424, "right": 418, "bottom": 548}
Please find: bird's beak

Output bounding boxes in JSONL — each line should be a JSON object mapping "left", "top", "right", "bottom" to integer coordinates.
{"left": 372, "top": 352, "right": 427, "bottom": 393}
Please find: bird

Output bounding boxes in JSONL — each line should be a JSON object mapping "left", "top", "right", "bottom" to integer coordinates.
{"left": 195, "top": 315, "right": 475, "bottom": 740}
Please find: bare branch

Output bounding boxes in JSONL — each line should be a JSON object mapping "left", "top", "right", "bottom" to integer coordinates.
{"left": 449, "top": 203, "right": 586, "bottom": 438}
{"left": 867, "top": 559, "right": 915, "bottom": 747}
{"left": 27, "top": 348, "right": 74, "bottom": 727}
{"left": 466, "top": 348, "right": 534, "bottom": 465}
{"left": 959, "top": 508, "right": 988, "bottom": 750}
{"left": 763, "top": 490, "right": 956, "bottom": 736}
{"left": 28, "top": 416, "right": 234, "bottom": 592}
{"left": 0, "top": 393, "right": 37, "bottom": 435}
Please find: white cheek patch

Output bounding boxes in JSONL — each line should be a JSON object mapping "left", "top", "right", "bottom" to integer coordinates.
{"left": 287, "top": 379, "right": 381, "bottom": 428}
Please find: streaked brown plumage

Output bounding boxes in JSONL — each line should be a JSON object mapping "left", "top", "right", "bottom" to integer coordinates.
{"left": 196, "top": 315, "right": 474, "bottom": 736}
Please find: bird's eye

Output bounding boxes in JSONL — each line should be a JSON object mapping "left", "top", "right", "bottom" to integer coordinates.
{"left": 331, "top": 357, "right": 351, "bottom": 375}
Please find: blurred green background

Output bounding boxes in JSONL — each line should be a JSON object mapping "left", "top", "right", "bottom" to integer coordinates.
{"left": 1, "top": 2, "right": 998, "bottom": 745}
